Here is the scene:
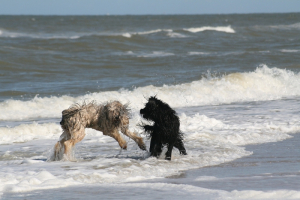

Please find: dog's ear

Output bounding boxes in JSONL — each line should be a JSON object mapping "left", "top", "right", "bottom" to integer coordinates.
{"left": 149, "top": 95, "right": 158, "bottom": 101}
{"left": 103, "top": 105, "right": 111, "bottom": 120}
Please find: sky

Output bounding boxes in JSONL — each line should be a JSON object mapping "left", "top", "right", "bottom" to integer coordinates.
{"left": 0, "top": 0, "right": 299, "bottom": 15}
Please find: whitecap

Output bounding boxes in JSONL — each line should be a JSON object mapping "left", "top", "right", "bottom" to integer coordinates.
{"left": 280, "top": 49, "right": 299, "bottom": 53}
{"left": 270, "top": 22, "right": 300, "bottom": 30}
{"left": 122, "top": 33, "right": 132, "bottom": 38}
{"left": 167, "top": 32, "right": 188, "bottom": 38}
{"left": 188, "top": 51, "right": 210, "bottom": 55}
{"left": 1, "top": 65, "right": 300, "bottom": 121}
{"left": 138, "top": 51, "right": 175, "bottom": 58}
{"left": 136, "top": 29, "right": 163, "bottom": 35}
{"left": 184, "top": 26, "right": 235, "bottom": 33}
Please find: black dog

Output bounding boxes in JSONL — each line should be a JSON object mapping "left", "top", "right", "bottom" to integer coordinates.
{"left": 140, "top": 96, "right": 187, "bottom": 160}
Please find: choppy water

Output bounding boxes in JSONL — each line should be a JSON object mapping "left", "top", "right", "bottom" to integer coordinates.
{"left": 0, "top": 13, "right": 300, "bottom": 199}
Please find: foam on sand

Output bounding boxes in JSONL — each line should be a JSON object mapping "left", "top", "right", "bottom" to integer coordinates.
{"left": 1, "top": 110, "right": 299, "bottom": 192}
{"left": 2, "top": 181, "right": 300, "bottom": 199}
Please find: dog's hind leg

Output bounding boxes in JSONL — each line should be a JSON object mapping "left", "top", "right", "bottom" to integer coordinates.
{"left": 104, "top": 129, "right": 127, "bottom": 150}
{"left": 174, "top": 138, "right": 187, "bottom": 155}
{"left": 121, "top": 126, "right": 146, "bottom": 151}
{"left": 165, "top": 144, "right": 174, "bottom": 160}
{"left": 151, "top": 142, "right": 163, "bottom": 158}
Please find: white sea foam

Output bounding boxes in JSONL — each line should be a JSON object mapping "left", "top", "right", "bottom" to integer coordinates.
{"left": 136, "top": 29, "right": 165, "bottom": 35}
{"left": 0, "top": 95, "right": 74, "bottom": 120}
{"left": 1, "top": 70, "right": 300, "bottom": 193}
{"left": 1, "top": 26, "right": 236, "bottom": 40}
{"left": 167, "top": 32, "right": 188, "bottom": 38}
{"left": 2, "top": 105, "right": 299, "bottom": 147}
{"left": 188, "top": 51, "right": 244, "bottom": 56}
{"left": 227, "top": 189, "right": 300, "bottom": 199}
{"left": 0, "top": 170, "right": 80, "bottom": 193}
{"left": 184, "top": 26, "right": 235, "bottom": 33}
{"left": 0, "top": 28, "right": 172, "bottom": 39}
{"left": 270, "top": 22, "right": 300, "bottom": 30}
{"left": 0, "top": 123, "right": 61, "bottom": 144}
{"left": 121, "top": 29, "right": 174, "bottom": 38}
{"left": 0, "top": 28, "right": 82, "bottom": 39}
{"left": 138, "top": 51, "right": 175, "bottom": 57}
{"left": 0, "top": 113, "right": 252, "bottom": 192}
{"left": 180, "top": 113, "right": 300, "bottom": 146}
{"left": 280, "top": 49, "right": 299, "bottom": 53}
{"left": 1, "top": 65, "right": 300, "bottom": 121}
{"left": 0, "top": 133, "right": 250, "bottom": 193}
{"left": 1, "top": 65, "right": 300, "bottom": 195}
{"left": 2, "top": 171, "right": 300, "bottom": 199}
{"left": 0, "top": 27, "right": 235, "bottom": 40}
{"left": 188, "top": 51, "right": 211, "bottom": 55}
{"left": 116, "top": 51, "right": 175, "bottom": 57}
{"left": 122, "top": 33, "right": 132, "bottom": 38}
{"left": 2, "top": 103, "right": 299, "bottom": 195}
{"left": 0, "top": 28, "right": 25, "bottom": 38}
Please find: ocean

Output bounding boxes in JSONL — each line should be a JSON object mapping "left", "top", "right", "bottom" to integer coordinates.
{"left": 0, "top": 13, "right": 300, "bottom": 199}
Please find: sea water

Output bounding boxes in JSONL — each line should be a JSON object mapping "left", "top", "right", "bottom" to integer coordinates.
{"left": 0, "top": 14, "right": 300, "bottom": 199}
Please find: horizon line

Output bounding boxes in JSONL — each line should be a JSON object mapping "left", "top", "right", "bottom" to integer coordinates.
{"left": 0, "top": 11, "right": 299, "bottom": 16}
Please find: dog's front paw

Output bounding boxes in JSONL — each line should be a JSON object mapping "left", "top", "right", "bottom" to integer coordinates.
{"left": 180, "top": 150, "right": 187, "bottom": 155}
{"left": 136, "top": 138, "right": 147, "bottom": 151}
{"left": 139, "top": 143, "right": 147, "bottom": 151}
{"left": 122, "top": 144, "right": 127, "bottom": 150}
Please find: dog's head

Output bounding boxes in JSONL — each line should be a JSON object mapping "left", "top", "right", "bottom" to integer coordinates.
{"left": 140, "top": 96, "right": 163, "bottom": 121}
{"left": 105, "top": 101, "right": 129, "bottom": 126}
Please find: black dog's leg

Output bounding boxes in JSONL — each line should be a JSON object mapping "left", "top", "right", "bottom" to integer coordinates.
{"left": 165, "top": 144, "right": 174, "bottom": 160}
{"left": 174, "top": 139, "right": 187, "bottom": 155}
{"left": 149, "top": 133, "right": 157, "bottom": 153}
{"left": 150, "top": 134, "right": 162, "bottom": 158}
{"left": 151, "top": 142, "right": 163, "bottom": 158}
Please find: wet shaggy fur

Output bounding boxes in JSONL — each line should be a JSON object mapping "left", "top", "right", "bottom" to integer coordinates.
{"left": 140, "top": 96, "right": 187, "bottom": 160}
{"left": 52, "top": 101, "right": 146, "bottom": 161}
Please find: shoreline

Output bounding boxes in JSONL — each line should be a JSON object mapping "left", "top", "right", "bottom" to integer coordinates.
{"left": 2, "top": 133, "right": 300, "bottom": 199}
{"left": 164, "top": 132, "right": 300, "bottom": 191}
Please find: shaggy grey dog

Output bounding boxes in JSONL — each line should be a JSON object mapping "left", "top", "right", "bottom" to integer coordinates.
{"left": 52, "top": 101, "right": 146, "bottom": 161}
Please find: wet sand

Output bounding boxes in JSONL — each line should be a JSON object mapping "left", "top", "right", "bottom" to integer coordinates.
{"left": 165, "top": 132, "right": 300, "bottom": 191}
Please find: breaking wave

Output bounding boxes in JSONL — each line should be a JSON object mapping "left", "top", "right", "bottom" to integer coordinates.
{"left": 1, "top": 65, "right": 299, "bottom": 121}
